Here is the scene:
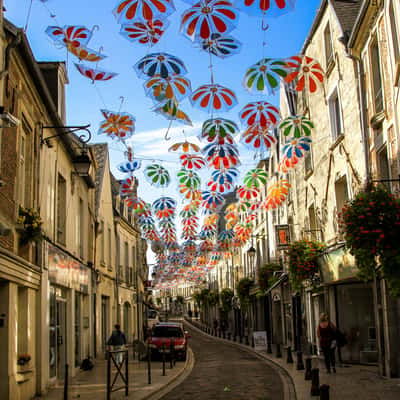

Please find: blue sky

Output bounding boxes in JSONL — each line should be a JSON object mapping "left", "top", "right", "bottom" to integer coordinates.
{"left": 5, "top": 0, "right": 321, "bottom": 252}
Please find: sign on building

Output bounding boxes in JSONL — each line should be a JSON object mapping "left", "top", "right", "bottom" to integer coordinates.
{"left": 253, "top": 331, "right": 267, "bottom": 351}
{"left": 275, "top": 224, "right": 290, "bottom": 248}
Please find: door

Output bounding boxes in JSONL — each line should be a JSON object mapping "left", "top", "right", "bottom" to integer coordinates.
{"left": 56, "top": 300, "right": 67, "bottom": 379}
{"left": 101, "top": 296, "right": 108, "bottom": 351}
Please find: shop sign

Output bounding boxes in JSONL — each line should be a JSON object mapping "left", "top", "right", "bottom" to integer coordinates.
{"left": 253, "top": 331, "right": 267, "bottom": 351}
{"left": 47, "top": 243, "right": 90, "bottom": 293}
{"left": 318, "top": 246, "right": 358, "bottom": 283}
{"left": 275, "top": 225, "right": 290, "bottom": 249}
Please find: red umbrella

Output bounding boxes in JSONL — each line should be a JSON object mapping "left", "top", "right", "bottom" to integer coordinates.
{"left": 239, "top": 101, "right": 280, "bottom": 126}
{"left": 191, "top": 84, "right": 237, "bottom": 113}
{"left": 120, "top": 19, "right": 169, "bottom": 46}
{"left": 75, "top": 64, "right": 118, "bottom": 83}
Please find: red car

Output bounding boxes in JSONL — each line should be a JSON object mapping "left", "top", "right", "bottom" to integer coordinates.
{"left": 147, "top": 322, "right": 190, "bottom": 361}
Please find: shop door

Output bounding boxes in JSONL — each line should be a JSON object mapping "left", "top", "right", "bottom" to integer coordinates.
{"left": 56, "top": 300, "right": 67, "bottom": 379}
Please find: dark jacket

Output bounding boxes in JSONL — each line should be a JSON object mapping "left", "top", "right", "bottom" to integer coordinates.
{"left": 107, "top": 329, "right": 127, "bottom": 346}
{"left": 317, "top": 323, "right": 336, "bottom": 349}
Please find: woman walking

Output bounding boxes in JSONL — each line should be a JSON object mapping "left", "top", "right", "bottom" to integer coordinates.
{"left": 317, "top": 313, "right": 337, "bottom": 373}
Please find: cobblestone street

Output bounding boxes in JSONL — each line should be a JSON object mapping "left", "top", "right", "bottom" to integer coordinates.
{"left": 161, "top": 324, "right": 286, "bottom": 400}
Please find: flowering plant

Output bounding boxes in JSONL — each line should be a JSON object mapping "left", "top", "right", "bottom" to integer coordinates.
{"left": 17, "top": 206, "right": 42, "bottom": 243}
{"left": 237, "top": 277, "right": 254, "bottom": 304}
{"left": 340, "top": 184, "right": 400, "bottom": 296}
{"left": 17, "top": 354, "right": 31, "bottom": 365}
{"left": 287, "top": 239, "right": 325, "bottom": 291}
{"left": 257, "top": 263, "right": 281, "bottom": 291}
{"left": 220, "top": 288, "right": 234, "bottom": 313}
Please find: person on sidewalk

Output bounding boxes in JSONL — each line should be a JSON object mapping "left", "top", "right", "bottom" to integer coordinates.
{"left": 317, "top": 313, "right": 337, "bottom": 374}
{"left": 107, "top": 324, "right": 127, "bottom": 365}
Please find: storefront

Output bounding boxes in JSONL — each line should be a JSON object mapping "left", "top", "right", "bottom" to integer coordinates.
{"left": 46, "top": 242, "right": 91, "bottom": 380}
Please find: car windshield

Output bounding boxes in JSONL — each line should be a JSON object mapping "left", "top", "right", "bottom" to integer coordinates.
{"left": 152, "top": 326, "right": 184, "bottom": 338}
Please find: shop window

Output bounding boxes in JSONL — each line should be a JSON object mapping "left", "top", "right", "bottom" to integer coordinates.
{"left": 74, "top": 292, "right": 81, "bottom": 367}
{"left": 328, "top": 89, "right": 343, "bottom": 141}
{"left": 57, "top": 174, "right": 66, "bottom": 245}
{"left": 370, "top": 36, "right": 384, "bottom": 113}
{"left": 324, "top": 23, "right": 333, "bottom": 68}
{"left": 49, "top": 287, "right": 56, "bottom": 377}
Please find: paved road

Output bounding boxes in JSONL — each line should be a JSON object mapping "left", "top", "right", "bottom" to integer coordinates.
{"left": 161, "top": 324, "right": 284, "bottom": 400}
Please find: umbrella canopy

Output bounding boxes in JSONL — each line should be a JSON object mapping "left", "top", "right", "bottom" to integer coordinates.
{"left": 191, "top": 84, "right": 237, "bottom": 114}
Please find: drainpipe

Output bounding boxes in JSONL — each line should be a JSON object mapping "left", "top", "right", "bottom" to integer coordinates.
{"left": 0, "top": 31, "right": 21, "bottom": 81}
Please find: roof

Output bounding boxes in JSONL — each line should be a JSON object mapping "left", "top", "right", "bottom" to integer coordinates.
{"left": 301, "top": 0, "right": 363, "bottom": 53}
{"left": 90, "top": 143, "right": 109, "bottom": 217}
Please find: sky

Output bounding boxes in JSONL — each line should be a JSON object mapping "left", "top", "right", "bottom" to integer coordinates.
{"left": 5, "top": 0, "right": 322, "bottom": 265}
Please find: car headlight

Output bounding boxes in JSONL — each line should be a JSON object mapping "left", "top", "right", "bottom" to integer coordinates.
{"left": 174, "top": 345, "right": 185, "bottom": 350}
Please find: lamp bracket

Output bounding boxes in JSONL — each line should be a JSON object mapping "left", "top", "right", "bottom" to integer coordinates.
{"left": 40, "top": 124, "right": 91, "bottom": 145}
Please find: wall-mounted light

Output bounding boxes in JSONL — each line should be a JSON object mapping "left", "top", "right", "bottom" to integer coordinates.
{"left": 0, "top": 106, "right": 20, "bottom": 128}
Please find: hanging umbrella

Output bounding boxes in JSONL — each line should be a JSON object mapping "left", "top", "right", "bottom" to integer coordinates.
{"left": 200, "top": 33, "right": 241, "bottom": 58}
{"left": 125, "top": 197, "right": 147, "bottom": 213}
{"left": 244, "top": 58, "right": 288, "bottom": 95}
{"left": 261, "top": 179, "right": 291, "bottom": 209}
{"left": 154, "top": 100, "right": 193, "bottom": 126}
{"left": 282, "top": 136, "right": 312, "bottom": 159}
{"left": 135, "top": 52, "right": 187, "bottom": 79}
{"left": 145, "top": 74, "right": 191, "bottom": 102}
{"left": 113, "top": 0, "right": 176, "bottom": 24}
{"left": 153, "top": 197, "right": 176, "bottom": 213}
{"left": 45, "top": 25, "right": 93, "bottom": 49}
{"left": 200, "top": 118, "right": 239, "bottom": 143}
{"left": 207, "top": 168, "right": 239, "bottom": 193}
{"left": 237, "top": 185, "right": 260, "bottom": 201}
{"left": 191, "top": 84, "right": 237, "bottom": 114}
{"left": 68, "top": 45, "right": 107, "bottom": 62}
{"left": 180, "top": 0, "right": 239, "bottom": 41}
{"left": 239, "top": 101, "right": 280, "bottom": 127}
{"left": 120, "top": 175, "right": 137, "bottom": 197}
{"left": 180, "top": 205, "right": 198, "bottom": 219}
{"left": 202, "top": 142, "right": 240, "bottom": 169}
{"left": 177, "top": 169, "right": 201, "bottom": 189}
{"left": 75, "top": 64, "right": 118, "bottom": 83}
{"left": 285, "top": 55, "right": 324, "bottom": 93}
{"left": 169, "top": 141, "right": 200, "bottom": 153}
{"left": 237, "top": 0, "right": 296, "bottom": 18}
{"left": 180, "top": 154, "right": 206, "bottom": 170}
{"left": 201, "top": 190, "right": 225, "bottom": 208}
{"left": 98, "top": 109, "right": 135, "bottom": 140}
{"left": 278, "top": 154, "right": 299, "bottom": 173}
{"left": 243, "top": 168, "right": 268, "bottom": 188}
{"left": 144, "top": 163, "right": 171, "bottom": 187}
{"left": 241, "top": 124, "right": 276, "bottom": 150}
{"left": 279, "top": 115, "right": 314, "bottom": 138}
{"left": 120, "top": 19, "right": 169, "bottom": 46}
{"left": 117, "top": 159, "right": 142, "bottom": 173}
{"left": 179, "top": 185, "right": 203, "bottom": 201}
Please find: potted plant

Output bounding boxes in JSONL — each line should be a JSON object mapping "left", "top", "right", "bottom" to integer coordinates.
{"left": 257, "top": 263, "right": 281, "bottom": 292}
{"left": 340, "top": 184, "right": 400, "bottom": 296}
{"left": 17, "top": 206, "right": 42, "bottom": 244}
{"left": 287, "top": 239, "right": 325, "bottom": 291}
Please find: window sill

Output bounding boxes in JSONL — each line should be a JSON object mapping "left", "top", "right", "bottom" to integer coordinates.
{"left": 329, "top": 133, "right": 345, "bottom": 151}
{"left": 370, "top": 111, "right": 386, "bottom": 129}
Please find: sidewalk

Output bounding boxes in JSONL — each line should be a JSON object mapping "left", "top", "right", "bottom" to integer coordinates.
{"left": 35, "top": 350, "right": 193, "bottom": 400}
{"left": 186, "top": 319, "right": 400, "bottom": 400}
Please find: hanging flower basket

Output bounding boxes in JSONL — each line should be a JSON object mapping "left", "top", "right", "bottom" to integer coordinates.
{"left": 17, "top": 206, "right": 42, "bottom": 244}
{"left": 237, "top": 277, "right": 254, "bottom": 305}
{"left": 287, "top": 239, "right": 325, "bottom": 291}
{"left": 340, "top": 184, "right": 400, "bottom": 297}
{"left": 257, "top": 263, "right": 281, "bottom": 292}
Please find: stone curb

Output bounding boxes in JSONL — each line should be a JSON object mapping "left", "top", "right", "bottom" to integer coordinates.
{"left": 184, "top": 319, "right": 297, "bottom": 400}
{"left": 143, "top": 346, "right": 195, "bottom": 400}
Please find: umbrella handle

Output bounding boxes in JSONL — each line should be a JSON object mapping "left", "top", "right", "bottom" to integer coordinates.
{"left": 164, "top": 120, "right": 173, "bottom": 141}
{"left": 262, "top": 21, "right": 269, "bottom": 31}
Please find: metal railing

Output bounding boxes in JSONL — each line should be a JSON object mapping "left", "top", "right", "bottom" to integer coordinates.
{"left": 106, "top": 349, "right": 129, "bottom": 399}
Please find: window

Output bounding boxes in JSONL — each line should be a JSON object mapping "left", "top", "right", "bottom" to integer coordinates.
{"left": 57, "top": 174, "right": 67, "bottom": 245}
{"left": 18, "top": 133, "right": 26, "bottom": 206}
{"left": 132, "top": 246, "right": 137, "bottom": 288}
{"left": 370, "top": 36, "right": 384, "bottom": 113}
{"left": 108, "top": 227, "right": 112, "bottom": 268}
{"left": 124, "top": 241, "right": 130, "bottom": 284}
{"left": 324, "top": 23, "right": 333, "bottom": 67}
{"left": 100, "top": 221, "right": 105, "bottom": 264}
{"left": 329, "top": 89, "right": 343, "bottom": 140}
{"left": 304, "top": 147, "right": 313, "bottom": 175}
{"left": 389, "top": 0, "right": 400, "bottom": 62}
{"left": 308, "top": 204, "right": 318, "bottom": 240}
{"left": 335, "top": 176, "right": 349, "bottom": 216}
{"left": 19, "top": 118, "right": 32, "bottom": 207}
{"left": 76, "top": 198, "right": 84, "bottom": 258}
{"left": 377, "top": 145, "right": 391, "bottom": 190}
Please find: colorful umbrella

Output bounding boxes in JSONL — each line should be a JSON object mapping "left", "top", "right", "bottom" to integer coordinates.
{"left": 244, "top": 58, "right": 288, "bottom": 95}
{"left": 125, "top": 197, "right": 147, "bottom": 213}
{"left": 207, "top": 168, "right": 239, "bottom": 192}
{"left": 169, "top": 141, "right": 200, "bottom": 153}
{"left": 279, "top": 115, "right": 314, "bottom": 138}
{"left": 261, "top": 179, "right": 291, "bottom": 209}
{"left": 117, "top": 159, "right": 142, "bottom": 173}
{"left": 180, "top": 0, "right": 239, "bottom": 41}
{"left": 145, "top": 74, "right": 191, "bottom": 102}
{"left": 68, "top": 45, "right": 107, "bottom": 62}
{"left": 243, "top": 168, "right": 268, "bottom": 188}
{"left": 180, "top": 154, "right": 206, "bottom": 170}
{"left": 191, "top": 84, "right": 237, "bottom": 113}
{"left": 45, "top": 25, "right": 93, "bottom": 49}
{"left": 241, "top": 124, "right": 276, "bottom": 150}
{"left": 154, "top": 100, "right": 193, "bottom": 126}
{"left": 177, "top": 169, "right": 201, "bottom": 189}
{"left": 180, "top": 205, "right": 198, "bottom": 219}
{"left": 202, "top": 142, "right": 240, "bottom": 169}
{"left": 201, "top": 190, "right": 225, "bottom": 208}
{"left": 238, "top": 0, "right": 296, "bottom": 18}
{"left": 201, "top": 33, "right": 242, "bottom": 58}
{"left": 200, "top": 118, "right": 239, "bottom": 143}
{"left": 120, "top": 176, "right": 137, "bottom": 197}
{"left": 285, "top": 55, "right": 324, "bottom": 93}
{"left": 113, "top": 0, "right": 176, "bottom": 24}
{"left": 179, "top": 185, "right": 203, "bottom": 201}
{"left": 98, "top": 109, "right": 135, "bottom": 140}
{"left": 119, "top": 19, "right": 169, "bottom": 46}
{"left": 135, "top": 52, "right": 187, "bottom": 78}
{"left": 282, "top": 136, "right": 312, "bottom": 159}
{"left": 75, "top": 64, "right": 118, "bottom": 83}
{"left": 239, "top": 101, "right": 280, "bottom": 127}
{"left": 144, "top": 163, "right": 171, "bottom": 187}
{"left": 278, "top": 154, "right": 299, "bottom": 173}
{"left": 237, "top": 185, "right": 260, "bottom": 201}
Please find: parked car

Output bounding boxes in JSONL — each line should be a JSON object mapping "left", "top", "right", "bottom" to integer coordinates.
{"left": 147, "top": 322, "right": 190, "bottom": 361}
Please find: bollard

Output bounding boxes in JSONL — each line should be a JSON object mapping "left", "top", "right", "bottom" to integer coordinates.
{"left": 170, "top": 339, "right": 174, "bottom": 369}
{"left": 228, "top": 332, "right": 231, "bottom": 340}
{"left": 245, "top": 335, "right": 249, "bottom": 345}
{"left": 267, "top": 341, "right": 272, "bottom": 354}
{"left": 147, "top": 345, "right": 152, "bottom": 384}
{"left": 223, "top": 330, "right": 226, "bottom": 339}
{"left": 125, "top": 350, "right": 129, "bottom": 397}
{"left": 106, "top": 353, "right": 111, "bottom": 400}
{"left": 286, "top": 346, "right": 294, "bottom": 363}
{"left": 310, "top": 368, "right": 320, "bottom": 396}
{"left": 239, "top": 335, "right": 243, "bottom": 343}
{"left": 319, "top": 384, "right": 330, "bottom": 400}
{"left": 64, "top": 364, "right": 69, "bottom": 400}
{"left": 296, "top": 351, "right": 305, "bottom": 370}
{"left": 162, "top": 345, "right": 166, "bottom": 376}
{"left": 276, "top": 343, "right": 282, "bottom": 358}
{"left": 305, "top": 357, "right": 312, "bottom": 380}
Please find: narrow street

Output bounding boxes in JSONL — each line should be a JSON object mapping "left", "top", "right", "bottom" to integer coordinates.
{"left": 161, "top": 323, "right": 285, "bottom": 400}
